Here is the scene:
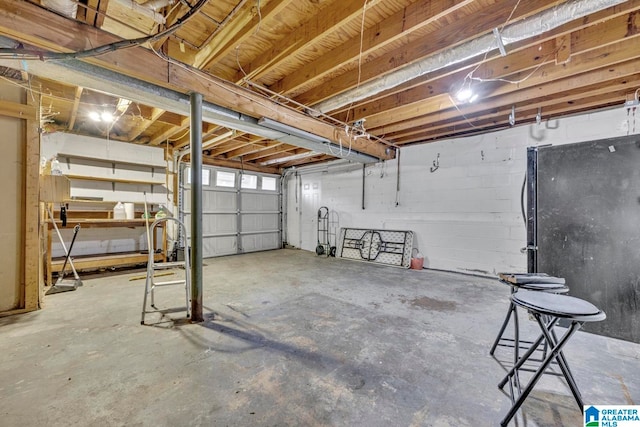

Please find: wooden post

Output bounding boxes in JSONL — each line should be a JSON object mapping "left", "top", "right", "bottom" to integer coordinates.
{"left": 24, "top": 93, "right": 41, "bottom": 310}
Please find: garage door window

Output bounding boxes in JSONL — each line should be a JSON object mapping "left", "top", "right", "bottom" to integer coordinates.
{"left": 216, "top": 171, "right": 235, "bottom": 188}
{"left": 241, "top": 174, "right": 258, "bottom": 189}
{"left": 262, "top": 176, "right": 276, "bottom": 191}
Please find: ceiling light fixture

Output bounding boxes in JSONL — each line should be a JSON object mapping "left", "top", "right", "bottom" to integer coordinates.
{"left": 88, "top": 110, "right": 116, "bottom": 122}
{"left": 101, "top": 111, "right": 114, "bottom": 122}
{"left": 456, "top": 87, "right": 473, "bottom": 102}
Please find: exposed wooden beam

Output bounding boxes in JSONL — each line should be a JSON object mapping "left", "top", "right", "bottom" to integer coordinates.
{"left": 0, "top": 99, "right": 37, "bottom": 119}
{"left": 96, "top": 0, "right": 109, "bottom": 28}
{"left": 281, "top": 0, "right": 553, "bottom": 102}
{"left": 149, "top": 117, "right": 190, "bottom": 146}
{"left": 231, "top": 0, "right": 389, "bottom": 83}
{"left": 225, "top": 140, "right": 283, "bottom": 159}
{"left": 241, "top": 144, "right": 296, "bottom": 162}
{"left": 277, "top": 154, "right": 334, "bottom": 168}
{"left": 194, "top": 0, "right": 292, "bottom": 70}
{"left": 157, "top": 111, "right": 186, "bottom": 126}
{"left": 296, "top": 0, "right": 640, "bottom": 113}
{"left": 351, "top": 8, "right": 640, "bottom": 130}
{"left": 174, "top": 126, "right": 227, "bottom": 150}
{"left": 202, "top": 157, "right": 280, "bottom": 174}
{"left": 127, "top": 106, "right": 164, "bottom": 140}
{"left": 208, "top": 140, "right": 249, "bottom": 157}
{"left": 399, "top": 91, "right": 627, "bottom": 144}
{"left": 390, "top": 76, "right": 640, "bottom": 142}
{"left": 0, "top": 0, "right": 391, "bottom": 160}
{"left": 67, "top": 86, "right": 83, "bottom": 131}
{"left": 257, "top": 148, "right": 310, "bottom": 164}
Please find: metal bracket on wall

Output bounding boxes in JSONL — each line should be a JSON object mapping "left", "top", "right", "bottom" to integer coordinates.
{"left": 430, "top": 153, "right": 440, "bottom": 173}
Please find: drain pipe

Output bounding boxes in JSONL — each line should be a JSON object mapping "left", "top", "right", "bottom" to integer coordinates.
{"left": 362, "top": 164, "right": 366, "bottom": 210}
{"left": 313, "top": 0, "right": 627, "bottom": 114}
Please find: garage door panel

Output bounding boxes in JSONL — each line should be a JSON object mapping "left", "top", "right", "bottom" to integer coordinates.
{"left": 204, "top": 213, "right": 236, "bottom": 235}
{"left": 241, "top": 213, "right": 279, "bottom": 233}
{"left": 241, "top": 193, "right": 278, "bottom": 212}
{"left": 203, "top": 236, "right": 237, "bottom": 257}
{"left": 205, "top": 190, "right": 237, "bottom": 212}
{"left": 241, "top": 232, "right": 280, "bottom": 253}
{"left": 181, "top": 166, "right": 280, "bottom": 258}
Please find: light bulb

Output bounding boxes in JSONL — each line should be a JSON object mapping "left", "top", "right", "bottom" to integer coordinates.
{"left": 456, "top": 88, "right": 473, "bottom": 102}
{"left": 101, "top": 111, "right": 114, "bottom": 122}
{"left": 89, "top": 111, "right": 101, "bottom": 121}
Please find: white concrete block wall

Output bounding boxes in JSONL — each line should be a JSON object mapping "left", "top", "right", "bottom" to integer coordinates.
{"left": 285, "top": 106, "right": 639, "bottom": 276}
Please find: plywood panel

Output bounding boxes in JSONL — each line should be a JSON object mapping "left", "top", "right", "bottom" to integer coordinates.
{"left": 0, "top": 93, "right": 24, "bottom": 311}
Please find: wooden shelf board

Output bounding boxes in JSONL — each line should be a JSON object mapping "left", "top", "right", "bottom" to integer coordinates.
{"left": 57, "top": 152, "right": 166, "bottom": 168}
{"left": 47, "top": 219, "right": 155, "bottom": 229}
{"left": 65, "top": 174, "right": 165, "bottom": 186}
{"left": 50, "top": 252, "right": 164, "bottom": 272}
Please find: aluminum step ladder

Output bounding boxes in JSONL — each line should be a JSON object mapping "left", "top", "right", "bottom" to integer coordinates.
{"left": 141, "top": 217, "right": 191, "bottom": 325}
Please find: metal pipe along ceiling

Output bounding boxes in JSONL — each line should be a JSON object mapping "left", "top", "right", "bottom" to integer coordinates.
{"left": 312, "top": 0, "right": 627, "bottom": 115}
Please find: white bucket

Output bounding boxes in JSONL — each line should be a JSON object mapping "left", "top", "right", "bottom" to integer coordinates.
{"left": 124, "top": 203, "right": 135, "bottom": 219}
{"left": 113, "top": 202, "right": 126, "bottom": 220}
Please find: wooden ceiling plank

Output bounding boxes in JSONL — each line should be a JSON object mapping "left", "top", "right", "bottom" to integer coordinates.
{"left": 203, "top": 157, "right": 280, "bottom": 174}
{"left": 356, "top": 12, "right": 640, "bottom": 129}
{"left": 277, "top": 154, "right": 334, "bottom": 168}
{"left": 281, "top": 0, "right": 555, "bottom": 103}
{"left": 0, "top": 99, "right": 37, "bottom": 119}
{"left": 242, "top": 145, "right": 296, "bottom": 162}
{"left": 555, "top": 35, "right": 571, "bottom": 65}
{"left": 194, "top": 0, "right": 293, "bottom": 70}
{"left": 85, "top": 0, "right": 100, "bottom": 26}
{"left": 67, "top": 86, "right": 83, "bottom": 131}
{"left": 232, "top": 0, "right": 388, "bottom": 83}
{"left": 173, "top": 126, "right": 226, "bottom": 150}
{"left": 398, "top": 90, "right": 630, "bottom": 144}
{"left": 127, "top": 106, "right": 165, "bottom": 140}
{"left": 208, "top": 140, "right": 250, "bottom": 157}
{"left": 157, "top": 110, "right": 186, "bottom": 126}
{"left": 389, "top": 76, "right": 640, "bottom": 141}
{"left": 96, "top": 0, "right": 109, "bottom": 28}
{"left": 293, "top": 0, "right": 640, "bottom": 108}
{"left": 0, "top": 0, "right": 390, "bottom": 160}
{"left": 225, "top": 141, "right": 283, "bottom": 159}
{"left": 149, "top": 117, "right": 190, "bottom": 146}
{"left": 258, "top": 148, "right": 310, "bottom": 164}
{"left": 270, "top": 0, "right": 479, "bottom": 98}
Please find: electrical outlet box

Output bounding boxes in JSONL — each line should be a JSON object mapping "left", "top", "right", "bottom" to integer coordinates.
{"left": 624, "top": 99, "right": 640, "bottom": 108}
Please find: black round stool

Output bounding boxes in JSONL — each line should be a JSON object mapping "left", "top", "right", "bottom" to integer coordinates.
{"left": 490, "top": 273, "right": 568, "bottom": 366}
{"left": 499, "top": 289, "right": 606, "bottom": 427}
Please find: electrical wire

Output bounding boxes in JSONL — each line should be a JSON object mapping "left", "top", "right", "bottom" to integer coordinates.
{"left": 235, "top": 0, "right": 263, "bottom": 81}
{"left": 344, "top": 0, "right": 370, "bottom": 125}
{"left": 0, "top": 0, "right": 208, "bottom": 61}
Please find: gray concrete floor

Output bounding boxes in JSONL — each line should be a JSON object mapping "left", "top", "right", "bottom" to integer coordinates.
{"left": 1, "top": 249, "right": 638, "bottom": 426}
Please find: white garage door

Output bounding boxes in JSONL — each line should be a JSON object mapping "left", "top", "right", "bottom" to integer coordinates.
{"left": 181, "top": 166, "right": 281, "bottom": 258}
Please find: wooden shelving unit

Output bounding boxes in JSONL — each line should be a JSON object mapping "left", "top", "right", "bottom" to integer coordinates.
{"left": 42, "top": 152, "right": 170, "bottom": 286}
{"left": 44, "top": 212, "right": 167, "bottom": 286}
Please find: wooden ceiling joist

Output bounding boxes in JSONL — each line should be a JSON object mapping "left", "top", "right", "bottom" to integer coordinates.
{"left": 0, "top": 0, "right": 391, "bottom": 161}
